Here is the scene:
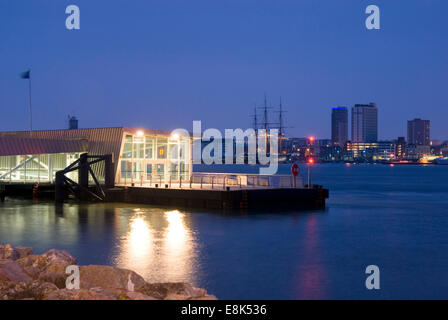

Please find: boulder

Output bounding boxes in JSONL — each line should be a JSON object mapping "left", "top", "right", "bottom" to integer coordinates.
{"left": 15, "top": 246, "right": 33, "bottom": 259}
{"left": 139, "top": 282, "right": 217, "bottom": 300}
{"left": 0, "top": 244, "right": 33, "bottom": 261}
{"left": 78, "top": 265, "right": 147, "bottom": 292}
{"left": 0, "top": 260, "right": 32, "bottom": 283}
{"left": 14, "top": 249, "right": 77, "bottom": 289}
{"left": 0, "top": 244, "right": 20, "bottom": 260}
{"left": 125, "top": 291, "right": 157, "bottom": 300}
{"left": 45, "top": 287, "right": 120, "bottom": 300}
{"left": 38, "top": 271, "right": 67, "bottom": 289}
{"left": 34, "top": 249, "right": 77, "bottom": 270}
{"left": 0, "top": 280, "right": 58, "bottom": 300}
{"left": 15, "top": 255, "right": 41, "bottom": 279}
{"left": 32, "top": 249, "right": 77, "bottom": 287}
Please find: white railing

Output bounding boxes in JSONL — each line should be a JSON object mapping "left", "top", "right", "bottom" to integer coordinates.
{"left": 118, "top": 172, "right": 303, "bottom": 190}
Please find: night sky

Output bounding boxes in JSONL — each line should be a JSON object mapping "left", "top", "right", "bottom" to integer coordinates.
{"left": 1, "top": 0, "right": 447, "bottom": 140}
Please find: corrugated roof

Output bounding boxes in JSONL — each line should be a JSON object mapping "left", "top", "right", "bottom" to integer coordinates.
{"left": 0, "top": 127, "right": 175, "bottom": 177}
{"left": 0, "top": 128, "right": 125, "bottom": 177}
{"left": 0, "top": 136, "right": 87, "bottom": 156}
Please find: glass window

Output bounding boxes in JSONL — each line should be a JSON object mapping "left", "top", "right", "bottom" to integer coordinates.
{"left": 133, "top": 161, "right": 143, "bottom": 179}
{"left": 146, "top": 164, "right": 152, "bottom": 180}
{"left": 180, "top": 161, "right": 187, "bottom": 173}
{"left": 157, "top": 138, "right": 167, "bottom": 159}
{"left": 180, "top": 139, "right": 189, "bottom": 160}
{"left": 121, "top": 160, "right": 132, "bottom": 179}
{"left": 169, "top": 163, "right": 179, "bottom": 180}
{"left": 168, "top": 143, "right": 178, "bottom": 160}
{"left": 133, "top": 137, "right": 144, "bottom": 159}
{"left": 156, "top": 164, "right": 164, "bottom": 174}
{"left": 122, "top": 135, "right": 132, "bottom": 159}
{"left": 145, "top": 137, "right": 154, "bottom": 159}
{"left": 169, "top": 163, "right": 178, "bottom": 173}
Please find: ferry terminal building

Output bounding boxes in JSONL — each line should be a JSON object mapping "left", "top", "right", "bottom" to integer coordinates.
{"left": 0, "top": 127, "right": 192, "bottom": 186}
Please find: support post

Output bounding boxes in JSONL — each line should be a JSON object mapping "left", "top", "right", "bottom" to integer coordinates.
{"left": 55, "top": 172, "right": 65, "bottom": 203}
{"left": 78, "top": 153, "right": 89, "bottom": 200}
{"left": 104, "top": 154, "right": 114, "bottom": 188}
{"left": 307, "top": 165, "right": 311, "bottom": 188}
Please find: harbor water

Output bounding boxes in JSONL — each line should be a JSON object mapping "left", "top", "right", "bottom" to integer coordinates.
{"left": 1, "top": 164, "right": 447, "bottom": 299}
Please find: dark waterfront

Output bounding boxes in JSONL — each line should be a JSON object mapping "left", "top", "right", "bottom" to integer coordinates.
{"left": 1, "top": 164, "right": 448, "bottom": 299}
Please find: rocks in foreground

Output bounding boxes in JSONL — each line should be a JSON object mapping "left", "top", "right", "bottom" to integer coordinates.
{"left": 0, "top": 244, "right": 216, "bottom": 300}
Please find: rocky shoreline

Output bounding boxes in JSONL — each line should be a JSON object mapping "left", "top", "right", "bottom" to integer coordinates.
{"left": 0, "top": 244, "right": 216, "bottom": 300}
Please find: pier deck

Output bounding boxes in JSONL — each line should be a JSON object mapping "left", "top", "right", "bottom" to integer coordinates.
{"left": 106, "top": 185, "right": 329, "bottom": 210}
{"left": 0, "top": 182, "right": 328, "bottom": 211}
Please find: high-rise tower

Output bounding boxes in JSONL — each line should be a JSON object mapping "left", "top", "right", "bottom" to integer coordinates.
{"left": 351, "top": 103, "right": 378, "bottom": 142}
{"left": 331, "top": 107, "right": 348, "bottom": 147}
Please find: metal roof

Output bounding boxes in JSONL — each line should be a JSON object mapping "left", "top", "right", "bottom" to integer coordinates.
{"left": 0, "top": 136, "right": 87, "bottom": 156}
{"left": 0, "top": 127, "right": 175, "bottom": 177}
{"left": 0, "top": 128, "right": 125, "bottom": 177}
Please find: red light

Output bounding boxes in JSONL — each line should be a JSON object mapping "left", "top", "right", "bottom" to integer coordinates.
{"left": 308, "top": 136, "right": 315, "bottom": 142}
{"left": 308, "top": 158, "right": 314, "bottom": 164}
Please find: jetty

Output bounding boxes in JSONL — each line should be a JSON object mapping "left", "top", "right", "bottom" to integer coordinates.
{"left": 0, "top": 173, "right": 329, "bottom": 211}
{"left": 0, "top": 127, "right": 329, "bottom": 210}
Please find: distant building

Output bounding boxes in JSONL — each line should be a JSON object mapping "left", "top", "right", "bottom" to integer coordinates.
{"left": 351, "top": 103, "right": 378, "bottom": 143}
{"left": 289, "top": 138, "right": 309, "bottom": 150}
{"left": 318, "top": 139, "right": 331, "bottom": 147}
{"left": 346, "top": 140, "right": 395, "bottom": 161}
{"left": 331, "top": 107, "right": 348, "bottom": 147}
{"left": 376, "top": 141, "right": 395, "bottom": 160}
{"left": 287, "top": 137, "right": 315, "bottom": 162}
{"left": 68, "top": 116, "right": 78, "bottom": 130}
{"left": 395, "top": 137, "right": 406, "bottom": 158}
{"left": 407, "top": 118, "right": 430, "bottom": 146}
{"left": 406, "top": 144, "right": 431, "bottom": 160}
{"left": 346, "top": 142, "right": 377, "bottom": 160}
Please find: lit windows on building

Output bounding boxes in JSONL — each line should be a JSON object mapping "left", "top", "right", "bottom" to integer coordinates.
{"left": 346, "top": 141, "right": 395, "bottom": 161}
{"left": 118, "top": 131, "right": 191, "bottom": 185}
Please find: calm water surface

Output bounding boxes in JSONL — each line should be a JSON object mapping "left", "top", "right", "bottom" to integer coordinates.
{"left": 1, "top": 164, "right": 448, "bottom": 299}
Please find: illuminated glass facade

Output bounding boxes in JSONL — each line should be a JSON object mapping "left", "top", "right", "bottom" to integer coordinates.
{"left": 0, "top": 128, "right": 193, "bottom": 187}
{"left": 117, "top": 131, "right": 192, "bottom": 185}
{"left": 0, "top": 153, "right": 80, "bottom": 183}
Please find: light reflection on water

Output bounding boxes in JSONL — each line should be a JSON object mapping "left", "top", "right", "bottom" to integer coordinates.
{"left": 114, "top": 209, "right": 197, "bottom": 284}
{"left": 295, "top": 215, "right": 327, "bottom": 299}
{"left": 0, "top": 201, "right": 199, "bottom": 286}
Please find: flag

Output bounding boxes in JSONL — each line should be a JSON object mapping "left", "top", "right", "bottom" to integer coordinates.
{"left": 20, "top": 70, "right": 30, "bottom": 79}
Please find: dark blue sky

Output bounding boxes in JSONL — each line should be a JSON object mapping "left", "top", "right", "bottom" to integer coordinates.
{"left": 1, "top": 0, "right": 447, "bottom": 140}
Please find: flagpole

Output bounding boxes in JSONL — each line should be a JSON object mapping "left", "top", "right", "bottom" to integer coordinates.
{"left": 28, "top": 72, "right": 32, "bottom": 137}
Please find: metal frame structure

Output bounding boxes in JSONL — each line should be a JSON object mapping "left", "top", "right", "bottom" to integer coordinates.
{"left": 55, "top": 153, "right": 114, "bottom": 202}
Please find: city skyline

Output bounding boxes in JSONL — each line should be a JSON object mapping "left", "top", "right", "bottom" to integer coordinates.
{"left": 1, "top": 0, "right": 447, "bottom": 140}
